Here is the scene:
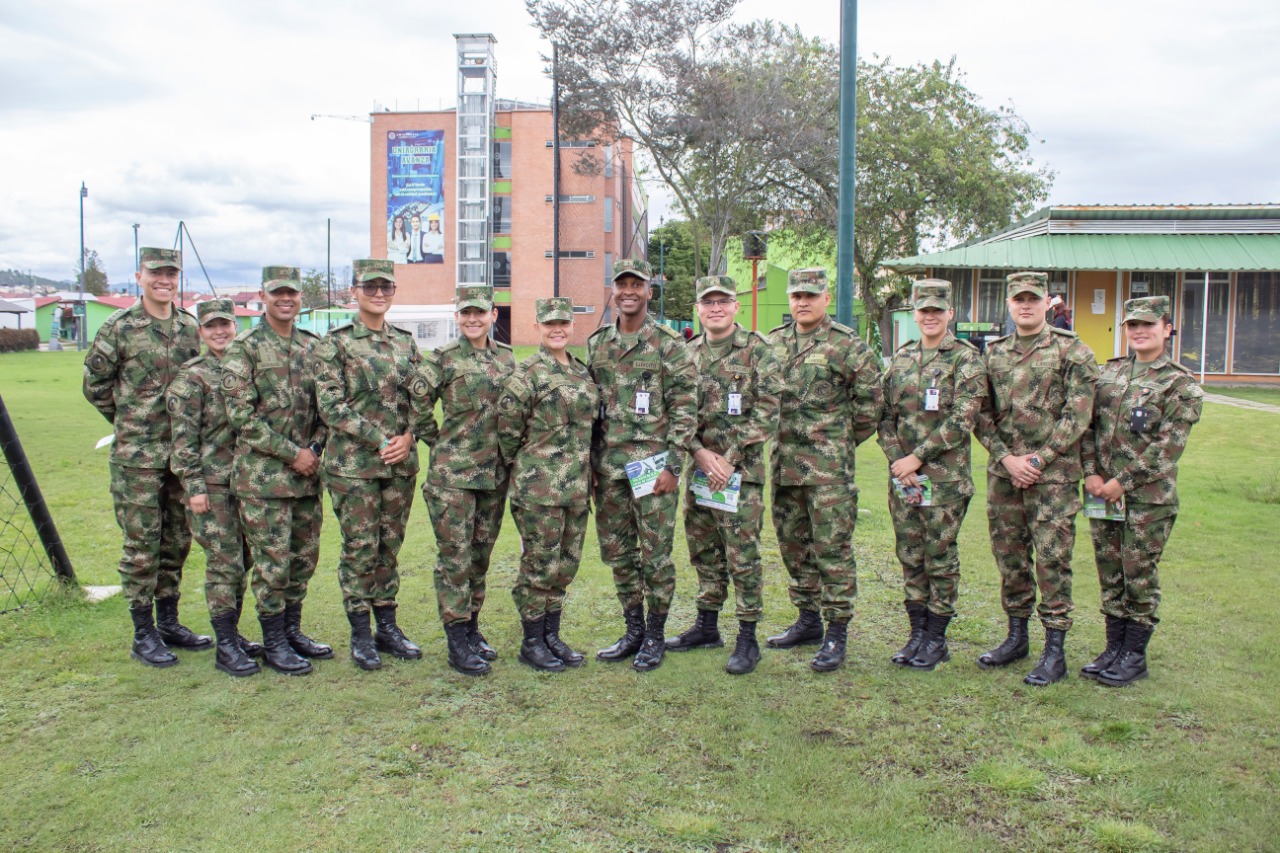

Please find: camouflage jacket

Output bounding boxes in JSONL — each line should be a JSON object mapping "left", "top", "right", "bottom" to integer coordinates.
{"left": 977, "top": 326, "right": 1099, "bottom": 484}
{"left": 496, "top": 347, "right": 600, "bottom": 507}
{"left": 410, "top": 336, "right": 516, "bottom": 491}
{"left": 314, "top": 319, "right": 421, "bottom": 481}
{"left": 167, "top": 353, "right": 236, "bottom": 496}
{"left": 687, "top": 323, "right": 782, "bottom": 485}
{"left": 768, "top": 316, "right": 884, "bottom": 488}
{"left": 220, "top": 323, "right": 326, "bottom": 500}
{"left": 1081, "top": 353, "right": 1202, "bottom": 506}
{"left": 878, "top": 332, "right": 987, "bottom": 502}
{"left": 587, "top": 315, "right": 698, "bottom": 480}
{"left": 82, "top": 302, "right": 200, "bottom": 469}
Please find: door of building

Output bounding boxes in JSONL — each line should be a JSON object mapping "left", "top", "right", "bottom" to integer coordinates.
{"left": 1072, "top": 270, "right": 1117, "bottom": 361}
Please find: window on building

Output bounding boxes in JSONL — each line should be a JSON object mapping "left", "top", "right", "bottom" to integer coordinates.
{"left": 492, "top": 141, "right": 512, "bottom": 180}
{"left": 493, "top": 197, "right": 511, "bottom": 234}
{"left": 544, "top": 139, "right": 597, "bottom": 148}
{"left": 1233, "top": 272, "right": 1280, "bottom": 374}
{"left": 1180, "top": 272, "right": 1230, "bottom": 373}
{"left": 976, "top": 268, "right": 1007, "bottom": 326}
{"left": 603, "top": 252, "right": 613, "bottom": 286}
{"left": 945, "top": 268, "right": 974, "bottom": 325}
{"left": 604, "top": 144, "right": 614, "bottom": 177}
{"left": 544, "top": 194, "right": 596, "bottom": 203}
{"left": 572, "top": 305, "right": 596, "bottom": 314}
{"left": 604, "top": 196, "right": 614, "bottom": 232}
{"left": 493, "top": 252, "right": 511, "bottom": 288}
{"left": 544, "top": 250, "right": 595, "bottom": 259}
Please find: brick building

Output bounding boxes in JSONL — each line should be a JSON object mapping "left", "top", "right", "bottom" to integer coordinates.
{"left": 368, "top": 34, "right": 645, "bottom": 347}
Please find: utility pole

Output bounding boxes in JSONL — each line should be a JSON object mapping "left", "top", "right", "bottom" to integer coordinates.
{"left": 78, "top": 181, "right": 87, "bottom": 351}
{"left": 132, "top": 223, "right": 140, "bottom": 297}
{"left": 835, "top": 0, "right": 858, "bottom": 330}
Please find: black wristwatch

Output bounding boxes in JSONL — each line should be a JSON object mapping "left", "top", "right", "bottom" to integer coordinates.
{"left": 664, "top": 463, "right": 681, "bottom": 478}
{"left": 309, "top": 442, "right": 323, "bottom": 457}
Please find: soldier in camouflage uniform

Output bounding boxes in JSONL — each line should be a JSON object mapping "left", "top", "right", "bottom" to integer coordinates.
{"left": 589, "top": 258, "right": 698, "bottom": 673}
{"left": 221, "top": 266, "right": 330, "bottom": 676}
{"left": 496, "top": 298, "right": 600, "bottom": 672}
{"left": 83, "top": 247, "right": 210, "bottom": 667}
{"left": 975, "top": 271, "right": 1099, "bottom": 686}
{"left": 766, "top": 268, "right": 883, "bottom": 672}
{"left": 410, "top": 284, "right": 515, "bottom": 676}
{"left": 315, "top": 259, "right": 422, "bottom": 671}
{"left": 1080, "top": 295, "right": 1202, "bottom": 687}
{"left": 666, "top": 276, "right": 781, "bottom": 676}
{"left": 168, "top": 299, "right": 264, "bottom": 677}
{"left": 877, "top": 280, "right": 987, "bottom": 671}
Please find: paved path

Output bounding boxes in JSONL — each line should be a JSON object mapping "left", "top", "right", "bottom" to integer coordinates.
{"left": 1204, "top": 393, "right": 1280, "bottom": 414}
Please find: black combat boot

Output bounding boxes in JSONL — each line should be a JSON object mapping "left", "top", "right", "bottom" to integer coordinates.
{"left": 766, "top": 609, "right": 823, "bottom": 649}
{"left": 1080, "top": 615, "right": 1127, "bottom": 680}
{"left": 234, "top": 595, "right": 264, "bottom": 658}
{"left": 348, "top": 609, "right": 382, "bottom": 671}
{"left": 211, "top": 610, "right": 259, "bottom": 677}
{"left": 909, "top": 611, "right": 952, "bottom": 671}
{"left": 543, "top": 609, "right": 584, "bottom": 667}
{"left": 445, "top": 621, "right": 490, "bottom": 676}
{"left": 977, "top": 615, "right": 1030, "bottom": 669}
{"left": 1098, "top": 621, "right": 1152, "bottom": 688}
{"left": 1024, "top": 627, "right": 1068, "bottom": 686}
{"left": 596, "top": 606, "right": 645, "bottom": 661}
{"left": 373, "top": 604, "right": 422, "bottom": 660}
{"left": 891, "top": 602, "right": 928, "bottom": 666}
{"left": 632, "top": 610, "right": 668, "bottom": 672}
{"left": 259, "top": 612, "right": 312, "bottom": 676}
{"left": 154, "top": 595, "right": 213, "bottom": 651}
{"left": 467, "top": 610, "right": 498, "bottom": 661}
{"left": 283, "top": 602, "right": 333, "bottom": 659}
{"left": 518, "top": 616, "right": 565, "bottom": 672}
{"left": 129, "top": 603, "right": 178, "bottom": 668}
{"left": 665, "top": 608, "right": 724, "bottom": 652}
{"left": 810, "top": 618, "right": 849, "bottom": 672}
{"left": 725, "top": 621, "right": 760, "bottom": 675}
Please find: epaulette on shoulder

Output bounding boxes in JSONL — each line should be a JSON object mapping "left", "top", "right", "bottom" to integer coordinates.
{"left": 587, "top": 324, "right": 611, "bottom": 340}
{"left": 296, "top": 327, "right": 319, "bottom": 339}
{"left": 767, "top": 322, "right": 791, "bottom": 335}
{"left": 988, "top": 333, "right": 1012, "bottom": 346}
{"left": 494, "top": 340, "right": 513, "bottom": 351}
{"left": 386, "top": 321, "right": 414, "bottom": 336}
{"left": 233, "top": 326, "right": 256, "bottom": 342}
{"left": 829, "top": 321, "right": 855, "bottom": 336}
{"left": 327, "top": 321, "right": 355, "bottom": 334}
{"left": 1168, "top": 360, "right": 1196, "bottom": 377}
{"left": 655, "top": 323, "right": 681, "bottom": 339}
{"left": 747, "top": 329, "right": 769, "bottom": 345}
{"left": 1049, "top": 326, "right": 1078, "bottom": 338}
{"left": 896, "top": 338, "right": 917, "bottom": 352}
{"left": 101, "top": 307, "right": 129, "bottom": 329}
{"left": 182, "top": 353, "right": 206, "bottom": 369}
{"left": 954, "top": 337, "right": 980, "bottom": 351}
{"left": 438, "top": 338, "right": 463, "bottom": 353}
{"left": 1106, "top": 355, "right": 1128, "bottom": 363}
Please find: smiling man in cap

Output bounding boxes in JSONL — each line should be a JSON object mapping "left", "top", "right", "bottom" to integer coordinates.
{"left": 84, "top": 247, "right": 206, "bottom": 667}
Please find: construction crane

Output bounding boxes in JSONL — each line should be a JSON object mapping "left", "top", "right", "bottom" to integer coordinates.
{"left": 310, "top": 114, "right": 372, "bottom": 123}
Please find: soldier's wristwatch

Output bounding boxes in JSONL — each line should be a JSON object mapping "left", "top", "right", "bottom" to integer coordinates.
{"left": 1028, "top": 455, "right": 1042, "bottom": 470}
{"left": 309, "top": 442, "right": 323, "bottom": 456}
{"left": 664, "top": 463, "right": 681, "bottom": 478}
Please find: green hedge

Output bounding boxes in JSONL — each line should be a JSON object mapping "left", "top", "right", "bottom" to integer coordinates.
{"left": 0, "top": 329, "right": 40, "bottom": 353}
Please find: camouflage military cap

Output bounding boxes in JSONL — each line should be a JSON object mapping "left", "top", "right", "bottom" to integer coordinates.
{"left": 536, "top": 297, "right": 573, "bottom": 323}
{"left": 456, "top": 285, "right": 494, "bottom": 310}
{"left": 696, "top": 275, "right": 737, "bottom": 300}
{"left": 139, "top": 247, "right": 181, "bottom": 271}
{"left": 911, "top": 279, "right": 952, "bottom": 310}
{"left": 262, "top": 266, "right": 301, "bottom": 292}
{"left": 354, "top": 258, "right": 395, "bottom": 283}
{"left": 196, "top": 298, "right": 235, "bottom": 325}
{"left": 1006, "top": 271, "right": 1048, "bottom": 298}
{"left": 787, "top": 268, "right": 828, "bottom": 295}
{"left": 612, "top": 258, "right": 653, "bottom": 282}
{"left": 1122, "top": 295, "right": 1171, "bottom": 325}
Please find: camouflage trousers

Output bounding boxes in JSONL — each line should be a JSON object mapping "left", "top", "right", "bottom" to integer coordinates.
{"left": 109, "top": 463, "right": 191, "bottom": 607}
{"left": 327, "top": 473, "right": 414, "bottom": 615}
{"left": 771, "top": 482, "right": 858, "bottom": 622}
{"left": 186, "top": 487, "right": 251, "bottom": 617}
{"left": 888, "top": 490, "right": 971, "bottom": 618}
{"left": 684, "top": 481, "right": 765, "bottom": 622}
{"left": 593, "top": 476, "right": 678, "bottom": 616}
{"left": 511, "top": 502, "right": 589, "bottom": 621}
{"left": 1090, "top": 502, "right": 1177, "bottom": 628}
{"left": 424, "top": 483, "right": 507, "bottom": 626}
{"left": 985, "top": 475, "right": 1079, "bottom": 631}
{"left": 239, "top": 495, "right": 322, "bottom": 617}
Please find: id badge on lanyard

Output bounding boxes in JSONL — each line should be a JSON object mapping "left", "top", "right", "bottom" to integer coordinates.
{"left": 635, "top": 371, "right": 652, "bottom": 415}
{"left": 924, "top": 369, "right": 942, "bottom": 412}
{"left": 727, "top": 374, "right": 742, "bottom": 416}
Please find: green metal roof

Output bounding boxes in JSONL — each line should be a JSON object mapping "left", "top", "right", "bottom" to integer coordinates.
{"left": 881, "top": 234, "right": 1280, "bottom": 273}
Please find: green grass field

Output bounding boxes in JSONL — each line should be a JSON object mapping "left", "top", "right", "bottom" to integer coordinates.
{"left": 1, "top": 350, "right": 1277, "bottom": 852}
{"left": 1213, "top": 385, "right": 1280, "bottom": 407}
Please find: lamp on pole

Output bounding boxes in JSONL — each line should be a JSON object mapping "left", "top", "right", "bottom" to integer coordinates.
{"left": 78, "top": 181, "right": 87, "bottom": 351}
{"left": 132, "top": 223, "right": 140, "bottom": 297}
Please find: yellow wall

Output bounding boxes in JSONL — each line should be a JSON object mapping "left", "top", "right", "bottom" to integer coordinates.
{"left": 1072, "top": 271, "right": 1119, "bottom": 360}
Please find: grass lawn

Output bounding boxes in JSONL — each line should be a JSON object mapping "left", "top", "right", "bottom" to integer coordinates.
{"left": 0, "top": 349, "right": 1277, "bottom": 852}
{"left": 1211, "top": 384, "right": 1280, "bottom": 407}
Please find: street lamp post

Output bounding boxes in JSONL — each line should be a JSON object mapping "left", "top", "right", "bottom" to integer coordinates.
{"left": 132, "top": 223, "right": 140, "bottom": 297}
{"left": 78, "top": 181, "right": 87, "bottom": 351}
{"left": 657, "top": 216, "right": 666, "bottom": 323}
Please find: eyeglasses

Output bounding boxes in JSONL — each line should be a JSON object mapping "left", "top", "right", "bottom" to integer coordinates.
{"left": 359, "top": 283, "right": 396, "bottom": 296}
{"left": 698, "top": 298, "right": 736, "bottom": 309}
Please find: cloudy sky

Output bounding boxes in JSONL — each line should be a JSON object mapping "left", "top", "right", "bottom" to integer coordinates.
{"left": 3, "top": 0, "right": 1278, "bottom": 289}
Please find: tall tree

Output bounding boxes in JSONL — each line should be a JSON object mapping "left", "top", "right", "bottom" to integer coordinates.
{"left": 646, "top": 219, "right": 708, "bottom": 322}
{"left": 74, "top": 248, "right": 109, "bottom": 296}
{"left": 299, "top": 269, "right": 330, "bottom": 311}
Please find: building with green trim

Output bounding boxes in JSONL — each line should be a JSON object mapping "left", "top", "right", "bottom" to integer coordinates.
{"left": 882, "top": 205, "right": 1280, "bottom": 383}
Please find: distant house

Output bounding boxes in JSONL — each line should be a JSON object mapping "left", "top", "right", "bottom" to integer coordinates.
{"left": 881, "top": 204, "right": 1280, "bottom": 384}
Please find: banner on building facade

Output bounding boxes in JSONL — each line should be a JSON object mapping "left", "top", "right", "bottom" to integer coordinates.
{"left": 387, "top": 130, "right": 445, "bottom": 265}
